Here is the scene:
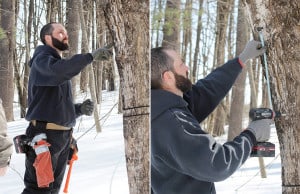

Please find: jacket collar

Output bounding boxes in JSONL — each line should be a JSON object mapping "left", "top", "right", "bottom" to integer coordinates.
{"left": 151, "top": 89, "right": 188, "bottom": 120}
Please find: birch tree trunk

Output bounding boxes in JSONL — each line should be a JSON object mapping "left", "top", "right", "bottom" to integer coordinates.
{"left": 244, "top": 1, "right": 300, "bottom": 193}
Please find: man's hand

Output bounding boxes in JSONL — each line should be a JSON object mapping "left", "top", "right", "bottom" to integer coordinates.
{"left": 68, "top": 137, "right": 78, "bottom": 164}
{"left": 91, "top": 43, "right": 113, "bottom": 61}
{"left": 247, "top": 119, "right": 272, "bottom": 142}
{"left": 239, "top": 40, "right": 266, "bottom": 64}
{"left": 80, "top": 99, "right": 94, "bottom": 116}
{"left": 0, "top": 166, "right": 8, "bottom": 176}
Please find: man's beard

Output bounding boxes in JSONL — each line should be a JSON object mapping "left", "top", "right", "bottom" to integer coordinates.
{"left": 51, "top": 36, "right": 69, "bottom": 51}
{"left": 173, "top": 71, "right": 192, "bottom": 93}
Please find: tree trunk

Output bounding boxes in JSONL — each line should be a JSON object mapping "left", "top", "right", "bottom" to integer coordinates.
{"left": 0, "top": 0, "right": 15, "bottom": 121}
{"left": 228, "top": 0, "right": 248, "bottom": 141}
{"left": 46, "top": 0, "right": 58, "bottom": 22}
{"left": 162, "top": 0, "right": 181, "bottom": 52}
{"left": 151, "top": 0, "right": 164, "bottom": 48}
{"left": 191, "top": 0, "right": 204, "bottom": 83}
{"left": 103, "top": 1, "right": 149, "bottom": 193}
{"left": 181, "top": 0, "right": 192, "bottom": 63}
{"left": 79, "top": 0, "right": 92, "bottom": 93}
{"left": 244, "top": 1, "right": 300, "bottom": 192}
{"left": 66, "top": 0, "right": 80, "bottom": 100}
{"left": 79, "top": 0, "right": 101, "bottom": 133}
{"left": 211, "top": 0, "right": 234, "bottom": 136}
{"left": 95, "top": 0, "right": 106, "bottom": 103}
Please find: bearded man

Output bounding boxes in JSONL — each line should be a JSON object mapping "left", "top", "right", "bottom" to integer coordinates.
{"left": 151, "top": 41, "right": 272, "bottom": 194}
{"left": 22, "top": 22, "right": 112, "bottom": 194}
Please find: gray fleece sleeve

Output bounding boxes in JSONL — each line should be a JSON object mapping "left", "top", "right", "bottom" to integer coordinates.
{"left": 165, "top": 109, "right": 254, "bottom": 182}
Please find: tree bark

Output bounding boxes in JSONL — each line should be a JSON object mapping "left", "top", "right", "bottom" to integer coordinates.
{"left": 79, "top": 0, "right": 101, "bottom": 133}
{"left": 244, "top": 1, "right": 300, "bottom": 192}
{"left": 103, "top": 1, "right": 149, "bottom": 193}
{"left": 228, "top": 0, "right": 248, "bottom": 141}
{"left": 46, "top": 0, "right": 58, "bottom": 22}
{"left": 66, "top": 0, "right": 80, "bottom": 100}
{"left": 79, "top": 0, "right": 92, "bottom": 93}
{"left": 95, "top": 0, "right": 106, "bottom": 103}
{"left": 0, "top": 0, "right": 15, "bottom": 121}
{"left": 162, "top": 0, "right": 181, "bottom": 52}
{"left": 191, "top": 0, "right": 204, "bottom": 83}
{"left": 211, "top": 0, "right": 234, "bottom": 136}
{"left": 181, "top": 0, "right": 192, "bottom": 63}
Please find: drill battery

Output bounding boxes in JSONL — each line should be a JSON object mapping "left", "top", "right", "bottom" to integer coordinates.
{"left": 250, "top": 142, "right": 275, "bottom": 157}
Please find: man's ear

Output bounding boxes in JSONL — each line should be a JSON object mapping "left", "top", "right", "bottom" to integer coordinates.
{"left": 161, "top": 71, "right": 175, "bottom": 88}
{"left": 162, "top": 71, "right": 173, "bottom": 81}
{"left": 44, "top": 35, "right": 51, "bottom": 45}
{"left": 161, "top": 71, "right": 176, "bottom": 91}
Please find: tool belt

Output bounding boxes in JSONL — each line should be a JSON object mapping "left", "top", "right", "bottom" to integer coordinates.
{"left": 31, "top": 120, "right": 71, "bottom": 130}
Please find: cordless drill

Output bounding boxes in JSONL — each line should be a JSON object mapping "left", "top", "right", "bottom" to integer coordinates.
{"left": 249, "top": 108, "right": 281, "bottom": 157}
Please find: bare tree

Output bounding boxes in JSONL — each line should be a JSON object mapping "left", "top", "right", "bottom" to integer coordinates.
{"left": 103, "top": 1, "right": 149, "bottom": 193}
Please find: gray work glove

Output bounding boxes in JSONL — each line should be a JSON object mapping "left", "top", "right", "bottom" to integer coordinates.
{"left": 91, "top": 43, "right": 113, "bottom": 61}
{"left": 239, "top": 40, "right": 266, "bottom": 64}
{"left": 247, "top": 119, "right": 272, "bottom": 142}
{"left": 80, "top": 99, "right": 94, "bottom": 116}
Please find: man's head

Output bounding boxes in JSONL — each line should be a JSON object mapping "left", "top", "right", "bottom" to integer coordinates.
{"left": 40, "top": 22, "right": 69, "bottom": 51}
{"left": 151, "top": 47, "right": 192, "bottom": 96}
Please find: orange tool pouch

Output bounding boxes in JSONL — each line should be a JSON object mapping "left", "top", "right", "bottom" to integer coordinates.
{"left": 31, "top": 133, "right": 54, "bottom": 188}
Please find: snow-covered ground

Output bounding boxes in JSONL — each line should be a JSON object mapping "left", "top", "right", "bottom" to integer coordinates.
{"left": 0, "top": 90, "right": 281, "bottom": 194}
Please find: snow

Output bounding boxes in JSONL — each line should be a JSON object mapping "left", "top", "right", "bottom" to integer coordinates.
{"left": 0, "top": 90, "right": 282, "bottom": 194}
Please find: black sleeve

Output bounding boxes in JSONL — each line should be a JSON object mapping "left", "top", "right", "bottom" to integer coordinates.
{"left": 32, "top": 53, "right": 93, "bottom": 86}
{"left": 74, "top": 103, "right": 82, "bottom": 118}
{"left": 183, "top": 58, "right": 243, "bottom": 123}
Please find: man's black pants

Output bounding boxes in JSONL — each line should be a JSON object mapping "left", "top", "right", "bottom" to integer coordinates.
{"left": 22, "top": 123, "right": 72, "bottom": 194}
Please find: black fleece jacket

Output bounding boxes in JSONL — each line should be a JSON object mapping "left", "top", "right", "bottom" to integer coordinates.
{"left": 151, "top": 58, "right": 256, "bottom": 194}
{"left": 25, "top": 45, "right": 93, "bottom": 127}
